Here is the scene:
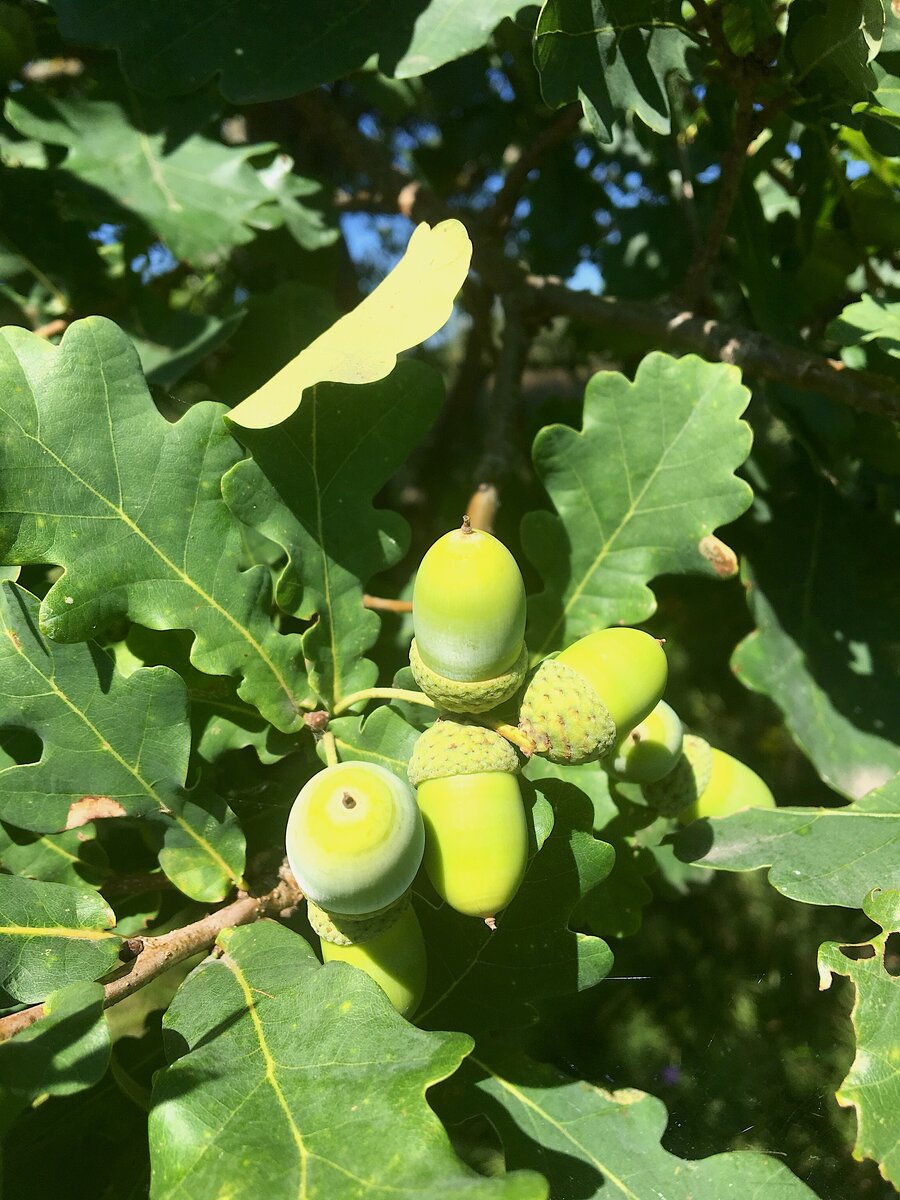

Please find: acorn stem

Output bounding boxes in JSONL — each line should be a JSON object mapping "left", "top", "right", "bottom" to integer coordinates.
{"left": 332, "top": 687, "right": 437, "bottom": 716}
{"left": 321, "top": 730, "right": 339, "bottom": 768}
{"left": 474, "top": 716, "right": 535, "bottom": 757}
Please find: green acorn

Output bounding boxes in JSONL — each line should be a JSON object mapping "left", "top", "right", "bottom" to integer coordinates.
{"left": 677, "top": 747, "right": 776, "bottom": 823}
{"left": 285, "top": 762, "right": 427, "bottom": 1017}
{"left": 642, "top": 734, "right": 713, "bottom": 818}
{"left": 410, "top": 518, "right": 528, "bottom": 712}
{"left": 519, "top": 627, "right": 667, "bottom": 764}
{"left": 408, "top": 720, "right": 527, "bottom": 920}
{"left": 321, "top": 902, "right": 427, "bottom": 1020}
{"left": 518, "top": 659, "right": 616, "bottom": 764}
{"left": 606, "top": 700, "right": 684, "bottom": 784}
{"left": 556, "top": 628, "right": 668, "bottom": 737}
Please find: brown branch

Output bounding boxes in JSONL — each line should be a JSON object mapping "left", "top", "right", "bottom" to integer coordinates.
{"left": 362, "top": 595, "right": 412, "bottom": 614}
{"left": 523, "top": 277, "right": 900, "bottom": 420}
{"left": 33, "top": 318, "right": 68, "bottom": 340}
{"left": 0, "top": 860, "right": 302, "bottom": 1043}
{"left": 100, "top": 871, "right": 177, "bottom": 900}
{"left": 475, "top": 294, "right": 530, "bottom": 486}
{"left": 491, "top": 104, "right": 583, "bottom": 229}
{"left": 312, "top": 93, "right": 898, "bottom": 420}
{"left": 466, "top": 484, "right": 500, "bottom": 533}
{"left": 681, "top": 71, "right": 756, "bottom": 309}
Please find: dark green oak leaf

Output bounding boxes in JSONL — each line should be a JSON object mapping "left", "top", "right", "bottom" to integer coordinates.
{"left": 787, "top": 0, "right": 884, "bottom": 105}
{"left": 0, "top": 876, "right": 121, "bottom": 1003}
{"left": 0, "top": 981, "right": 109, "bottom": 1134}
{"left": 385, "top": 2, "right": 531, "bottom": 78}
{"left": 149, "top": 921, "right": 546, "bottom": 1200}
{"left": 51, "top": 0, "right": 528, "bottom": 100}
{"left": 0, "top": 583, "right": 245, "bottom": 902}
{"left": 328, "top": 705, "right": 421, "bottom": 780}
{"left": 818, "top": 887, "right": 900, "bottom": 1188}
{"left": 0, "top": 318, "right": 308, "bottom": 733}
{"left": 5, "top": 93, "right": 327, "bottom": 266}
{"left": 674, "top": 774, "right": 900, "bottom": 910}
{"left": 732, "top": 471, "right": 900, "bottom": 799}
{"left": 436, "top": 1043, "right": 819, "bottom": 1198}
{"left": 534, "top": 0, "right": 701, "bottom": 143}
{"left": 224, "top": 362, "right": 443, "bottom": 709}
{"left": 523, "top": 755, "right": 618, "bottom": 832}
{"left": 128, "top": 307, "right": 245, "bottom": 390}
{"left": 113, "top": 625, "right": 292, "bottom": 766}
{"left": 0, "top": 822, "right": 108, "bottom": 890}
{"left": 523, "top": 352, "right": 753, "bottom": 657}
{"left": 415, "top": 780, "right": 614, "bottom": 1033}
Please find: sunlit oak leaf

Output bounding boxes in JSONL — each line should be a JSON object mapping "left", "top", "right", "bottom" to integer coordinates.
{"left": 818, "top": 888, "right": 900, "bottom": 1187}
{"left": 228, "top": 219, "right": 472, "bottom": 428}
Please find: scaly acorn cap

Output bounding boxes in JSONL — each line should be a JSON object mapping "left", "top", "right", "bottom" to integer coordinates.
{"left": 307, "top": 891, "right": 410, "bottom": 947}
{"left": 642, "top": 734, "right": 714, "bottom": 818}
{"left": 518, "top": 658, "right": 616, "bottom": 765}
{"left": 407, "top": 719, "right": 519, "bottom": 787}
{"left": 409, "top": 638, "right": 528, "bottom": 714}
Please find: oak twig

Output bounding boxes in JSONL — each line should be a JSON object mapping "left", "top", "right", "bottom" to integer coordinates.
{"left": 363, "top": 595, "right": 413, "bottom": 614}
{"left": 331, "top": 688, "right": 436, "bottom": 717}
{"left": 681, "top": 71, "right": 756, "bottom": 309}
{"left": 321, "top": 730, "right": 339, "bottom": 768}
{"left": 474, "top": 716, "right": 535, "bottom": 758}
{"left": 491, "top": 104, "right": 583, "bottom": 228}
{"left": 475, "top": 294, "right": 530, "bottom": 487}
{"left": 0, "top": 861, "right": 303, "bottom": 1043}
{"left": 466, "top": 484, "right": 500, "bottom": 533}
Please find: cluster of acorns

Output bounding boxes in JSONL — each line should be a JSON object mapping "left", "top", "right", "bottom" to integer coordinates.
{"left": 285, "top": 519, "right": 775, "bottom": 1019}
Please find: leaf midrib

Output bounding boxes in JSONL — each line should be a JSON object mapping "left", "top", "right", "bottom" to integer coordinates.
{"left": 5, "top": 399, "right": 296, "bottom": 717}
{"left": 0, "top": 923, "right": 117, "bottom": 941}
{"left": 470, "top": 1055, "right": 642, "bottom": 1200}
{"left": 2, "top": 626, "right": 237, "bottom": 888}
{"left": 535, "top": 384, "right": 706, "bottom": 655}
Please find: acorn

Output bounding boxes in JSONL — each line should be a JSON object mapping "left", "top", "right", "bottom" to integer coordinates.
{"left": 409, "top": 517, "right": 528, "bottom": 713}
{"left": 319, "top": 901, "right": 427, "bottom": 1020}
{"left": 286, "top": 762, "right": 427, "bottom": 1017}
{"left": 677, "top": 746, "right": 776, "bottom": 823}
{"left": 642, "top": 737, "right": 776, "bottom": 822}
{"left": 407, "top": 720, "right": 527, "bottom": 921}
{"left": 519, "top": 627, "right": 667, "bottom": 764}
{"left": 642, "top": 733, "right": 713, "bottom": 818}
{"left": 606, "top": 700, "right": 684, "bottom": 784}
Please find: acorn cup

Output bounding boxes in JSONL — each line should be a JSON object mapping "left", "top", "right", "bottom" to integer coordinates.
{"left": 519, "top": 627, "right": 668, "bottom": 764}
{"left": 407, "top": 720, "right": 527, "bottom": 922}
{"left": 643, "top": 735, "right": 776, "bottom": 822}
{"left": 409, "top": 517, "right": 528, "bottom": 713}
{"left": 285, "top": 761, "right": 427, "bottom": 1019}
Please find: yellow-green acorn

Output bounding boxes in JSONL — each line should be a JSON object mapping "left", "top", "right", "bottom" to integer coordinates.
{"left": 408, "top": 720, "right": 527, "bottom": 920}
{"left": 557, "top": 628, "right": 668, "bottom": 737}
{"left": 286, "top": 762, "right": 427, "bottom": 1017}
{"left": 409, "top": 517, "right": 528, "bottom": 713}
{"left": 519, "top": 627, "right": 667, "bottom": 764}
{"left": 286, "top": 762, "right": 424, "bottom": 915}
{"left": 518, "top": 659, "right": 616, "bottom": 764}
{"left": 642, "top": 733, "right": 713, "bottom": 818}
{"left": 677, "top": 747, "right": 776, "bottom": 823}
{"left": 606, "top": 700, "right": 684, "bottom": 784}
{"left": 319, "top": 900, "right": 427, "bottom": 1020}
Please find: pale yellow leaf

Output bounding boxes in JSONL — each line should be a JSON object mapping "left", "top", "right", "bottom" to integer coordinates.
{"left": 228, "top": 218, "right": 472, "bottom": 429}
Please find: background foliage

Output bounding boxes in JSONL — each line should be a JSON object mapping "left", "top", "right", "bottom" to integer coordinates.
{"left": 0, "top": 2, "right": 898, "bottom": 1198}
